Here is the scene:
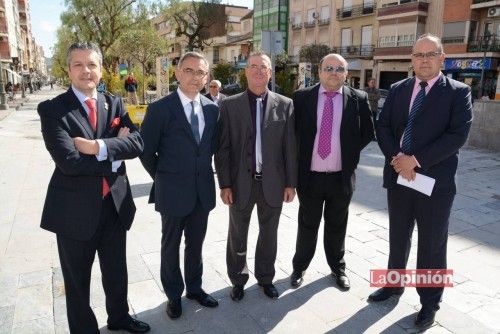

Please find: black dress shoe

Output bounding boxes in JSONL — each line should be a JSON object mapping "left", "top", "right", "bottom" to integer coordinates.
{"left": 259, "top": 283, "right": 279, "bottom": 299}
{"left": 415, "top": 305, "right": 439, "bottom": 329}
{"left": 230, "top": 285, "right": 244, "bottom": 301}
{"left": 368, "top": 287, "right": 404, "bottom": 302}
{"left": 290, "top": 271, "right": 304, "bottom": 288}
{"left": 166, "top": 298, "right": 182, "bottom": 319}
{"left": 108, "top": 317, "right": 151, "bottom": 333}
{"left": 186, "top": 290, "right": 219, "bottom": 307}
{"left": 332, "top": 273, "right": 350, "bottom": 291}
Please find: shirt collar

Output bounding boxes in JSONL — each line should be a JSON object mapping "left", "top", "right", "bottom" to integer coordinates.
{"left": 415, "top": 72, "right": 442, "bottom": 88}
{"left": 72, "top": 85, "right": 97, "bottom": 105}
{"left": 177, "top": 88, "right": 201, "bottom": 107}
{"left": 319, "top": 84, "right": 343, "bottom": 96}
{"left": 247, "top": 89, "right": 268, "bottom": 101}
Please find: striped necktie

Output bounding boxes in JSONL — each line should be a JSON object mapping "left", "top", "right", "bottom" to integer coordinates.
{"left": 401, "top": 81, "right": 427, "bottom": 155}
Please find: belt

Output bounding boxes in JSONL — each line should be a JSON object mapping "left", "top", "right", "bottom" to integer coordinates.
{"left": 310, "top": 170, "right": 341, "bottom": 175}
{"left": 253, "top": 172, "right": 262, "bottom": 180}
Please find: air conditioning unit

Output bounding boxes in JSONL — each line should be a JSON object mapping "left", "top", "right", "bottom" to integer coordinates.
{"left": 312, "top": 12, "right": 319, "bottom": 19}
{"left": 487, "top": 6, "right": 500, "bottom": 18}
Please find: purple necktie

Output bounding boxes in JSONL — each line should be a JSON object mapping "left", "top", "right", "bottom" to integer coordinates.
{"left": 318, "top": 91, "right": 338, "bottom": 159}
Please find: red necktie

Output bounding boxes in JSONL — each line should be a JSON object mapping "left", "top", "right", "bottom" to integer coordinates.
{"left": 85, "top": 99, "right": 110, "bottom": 197}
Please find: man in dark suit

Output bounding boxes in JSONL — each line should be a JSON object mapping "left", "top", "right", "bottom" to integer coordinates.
{"left": 369, "top": 34, "right": 472, "bottom": 330}
{"left": 140, "top": 52, "right": 219, "bottom": 319}
{"left": 38, "top": 42, "right": 150, "bottom": 334}
{"left": 204, "top": 79, "right": 226, "bottom": 105}
{"left": 215, "top": 52, "right": 297, "bottom": 301}
{"left": 290, "top": 53, "right": 374, "bottom": 291}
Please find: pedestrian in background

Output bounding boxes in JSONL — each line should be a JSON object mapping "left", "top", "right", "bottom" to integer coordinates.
{"left": 124, "top": 73, "right": 138, "bottom": 104}
{"left": 364, "top": 77, "right": 381, "bottom": 129}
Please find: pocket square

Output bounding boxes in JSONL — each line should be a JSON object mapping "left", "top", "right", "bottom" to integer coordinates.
{"left": 111, "top": 117, "right": 121, "bottom": 128}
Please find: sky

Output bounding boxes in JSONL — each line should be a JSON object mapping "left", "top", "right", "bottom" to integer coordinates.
{"left": 29, "top": 0, "right": 254, "bottom": 58}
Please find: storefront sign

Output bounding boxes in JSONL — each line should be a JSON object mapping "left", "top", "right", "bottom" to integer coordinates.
{"left": 445, "top": 58, "right": 492, "bottom": 70}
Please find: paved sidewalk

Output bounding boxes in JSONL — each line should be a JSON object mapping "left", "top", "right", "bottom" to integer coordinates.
{"left": 0, "top": 86, "right": 499, "bottom": 333}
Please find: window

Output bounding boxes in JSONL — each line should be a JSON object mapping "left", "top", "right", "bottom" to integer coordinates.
{"left": 320, "top": 6, "right": 329, "bottom": 20}
{"left": 213, "top": 47, "right": 220, "bottom": 64}
{"left": 341, "top": 28, "right": 352, "bottom": 47}
{"left": 294, "top": 12, "right": 301, "bottom": 24}
{"left": 307, "top": 8, "right": 315, "bottom": 23}
{"left": 361, "top": 25, "right": 372, "bottom": 46}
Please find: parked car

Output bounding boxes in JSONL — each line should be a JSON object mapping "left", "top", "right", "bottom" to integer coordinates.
{"left": 221, "top": 83, "right": 243, "bottom": 95}
{"left": 377, "top": 89, "right": 389, "bottom": 119}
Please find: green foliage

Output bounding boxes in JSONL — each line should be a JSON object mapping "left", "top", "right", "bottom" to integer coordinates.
{"left": 102, "top": 69, "right": 124, "bottom": 96}
{"left": 212, "top": 63, "right": 234, "bottom": 86}
{"left": 238, "top": 70, "right": 247, "bottom": 90}
{"left": 275, "top": 70, "right": 295, "bottom": 98}
{"left": 299, "top": 44, "right": 331, "bottom": 82}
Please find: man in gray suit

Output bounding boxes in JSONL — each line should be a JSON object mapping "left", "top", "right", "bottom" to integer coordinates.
{"left": 215, "top": 52, "right": 297, "bottom": 301}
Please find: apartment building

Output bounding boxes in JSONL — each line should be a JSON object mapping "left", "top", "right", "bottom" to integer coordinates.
{"left": 152, "top": 4, "right": 251, "bottom": 67}
{"left": 373, "top": 0, "right": 444, "bottom": 89}
{"left": 253, "top": 0, "right": 289, "bottom": 50}
{"left": 441, "top": 0, "right": 500, "bottom": 99}
{"left": 288, "top": 0, "right": 377, "bottom": 88}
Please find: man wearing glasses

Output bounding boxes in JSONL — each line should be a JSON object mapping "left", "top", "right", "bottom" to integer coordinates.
{"left": 205, "top": 79, "right": 226, "bottom": 105}
{"left": 140, "top": 52, "right": 220, "bottom": 319}
{"left": 290, "top": 53, "right": 374, "bottom": 291}
{"left": 215, "top": 52, "right": 297, "bottom": 301}
{"left": 370, "top": 34, "right": 472, "bottom": 330}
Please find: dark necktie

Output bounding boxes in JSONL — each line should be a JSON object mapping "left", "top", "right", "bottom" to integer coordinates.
{"left": 84, "top": 98, "right": 110, "bottom": 197}
{"left": 317, "top": 91, "right": 338, "bottom": 159}
{"left": 190, "top": 101, "right": 200, "bottom": 144}
{"left": 401, "top": 81, "right": 428, "bottom": 154}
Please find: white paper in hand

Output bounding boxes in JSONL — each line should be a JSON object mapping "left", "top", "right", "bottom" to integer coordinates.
{"left": 397, "top": 173, "right": 436, "bottom": 196}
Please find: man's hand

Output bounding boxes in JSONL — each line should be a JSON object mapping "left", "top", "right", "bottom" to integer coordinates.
{"left": 399, "top": 168, "right": 416, "bottom": 181}
{"left": 220, "top": 188, "right": 233, "bottom": 205}
{"left": 117, "top": 127, "right": 130, "bottom": 138}
{"left": 73, "top": 137, "right": 99, "bottom": 155}
{"left": 391, "top": 154, "right": 417, "bottom": 173}
{"left": 283, "top": 187, "right": 296, "bottom": 203}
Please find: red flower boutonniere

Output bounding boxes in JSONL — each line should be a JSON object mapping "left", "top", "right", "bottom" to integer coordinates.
{"left": 111, "top": 117, "right": 121, "bottom": 128}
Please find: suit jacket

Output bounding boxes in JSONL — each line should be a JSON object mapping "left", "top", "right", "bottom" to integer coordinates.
{"left": 376, "top": 75, "right": 473, "bottom": 194}
{"left": 215, "top": 90, "right": 297, "bottom": 209}
{"left": 38, "top": 89, "right": 143, "bottom": 241}
{"left": 294, "top": 84, "right": 374, "bottom": 193}
{"left": 140, "top": 91, "right": 219, "bottom": 217}
{"left": 204, "top": 92, "right": 226, "bottom": 105}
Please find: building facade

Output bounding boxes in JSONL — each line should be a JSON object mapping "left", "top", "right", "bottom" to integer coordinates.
{"left": 253, "top": 0, "right": 289, "bottom": 50}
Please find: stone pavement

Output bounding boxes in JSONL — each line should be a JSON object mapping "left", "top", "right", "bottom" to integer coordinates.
{"left": 0, "top": 86, "right": 499, "bottom": 333}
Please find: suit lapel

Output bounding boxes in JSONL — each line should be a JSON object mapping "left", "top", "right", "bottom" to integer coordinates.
{"left": 418, "top": 75, "right": 446, "bottom": 120}
{"left": 199, "top": 98, "right": 213, "bottom": 144}
{"left": 96, "top": 93, "right": 108, "bottom": 138}
{"left": 263, "top": 91, "right": 278, "bottom": 130}
{"left": 400, "top": 77, "right": 415, "bottom": 126}
{"left": 340, "top": 86, "right": 354, "bottom": 136}
{"left": 239, "top": 91, "right": 253, "bottom": 136}
{"left": 65, "top": 89, "right": 94, "bottom": 139}
{"left": 308, "top": 84, "right": 320, "bottom": 134}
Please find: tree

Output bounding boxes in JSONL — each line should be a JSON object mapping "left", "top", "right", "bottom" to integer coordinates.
{"left": 51, "top": 26, "right": 76, "bottom": 84}
{"left": 212, "top": 62, "right": 233, "bottom": 86}
{"left": 115, "top": 24, "right": 168, "bottom": 102}
{"left": 163, "top": 0, "right": 225, "bottom": 51}
{"left": 299, "top": 44, "right": 332, "bottom": 82}
{"left": 60, "top": 0, "right": 148, "bottom": 73}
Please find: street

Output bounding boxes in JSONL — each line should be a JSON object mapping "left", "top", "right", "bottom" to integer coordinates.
{"left": 0, "top": 86, "right": 499, "bottom": 333}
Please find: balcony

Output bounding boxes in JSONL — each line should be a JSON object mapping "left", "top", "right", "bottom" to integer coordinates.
{"left": 318, "top": 18, "right": 330, "bottom": 26}
{"left": 442, "top": 36, "right": 465, "bottom": 44}
{"left": 303, "top": 20, "right": 316, "bottom": 28}
{"left": 377, "top": 0, "right": 429, "bottom": 18}
{"left": 291, "top": 22, "right": 302, "bottom": 30}
{"left": 468, "top": 35, "right": 500, "bottom": 52}
{"left": 337, "top": 3, "right": 376, "bottom": 20}
{"left": 337, "top": 45, "right": 374, "bottom": 58}
{"left": 472, "top": 0, "right": 497, "bottom": 4}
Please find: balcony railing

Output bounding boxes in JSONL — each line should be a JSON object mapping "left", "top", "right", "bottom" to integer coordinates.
{"left": 337, "top": 3, "right": 376, "bottom": 19}
{"left": 378, "top": 38, "right": 415, "bottom": 47}
{"left": 442, "top": 36, "right": 465, "bottom": 44}
{"left": 291, "top": 22, "right": 302, "bottom": 30}
{"left": 472, "top": 0, "right": 496, "bottom": 4}
{"left": 468, "top": 35, "right": 500, "bottom": 52}
{"left": 303, "top": 21, "right": 315, "bottom": 28}
{"left": 318, "top": 18, "right": 330, "bottom": 26}
{"left": 378, "top": 0, "right": 428, "bottom": 17}
{"left": 335, "top": 44, "right": 375, "bottom": 57}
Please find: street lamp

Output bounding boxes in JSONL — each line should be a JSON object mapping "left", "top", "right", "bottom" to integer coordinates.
{"left": 0, "top": 61, "right": 9, "bottom": 110}
{"left": 480, "top": 34, "right": 492, "bottom": 98}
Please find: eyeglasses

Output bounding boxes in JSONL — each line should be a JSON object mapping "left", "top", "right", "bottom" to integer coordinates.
{"left": 209, "top": 85, "right": 218, "bottom": 88}
{"left": 248, "top": 64, "right": 270, "bottom": 72}
{"left": 412, "top": 51, "right": 442, "bottom": 59}
{"left": 182, "top": 68, "right": 208, "bottom": 78}
{"left": 321, "top": 65, "right": 346, "bottom": 73}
